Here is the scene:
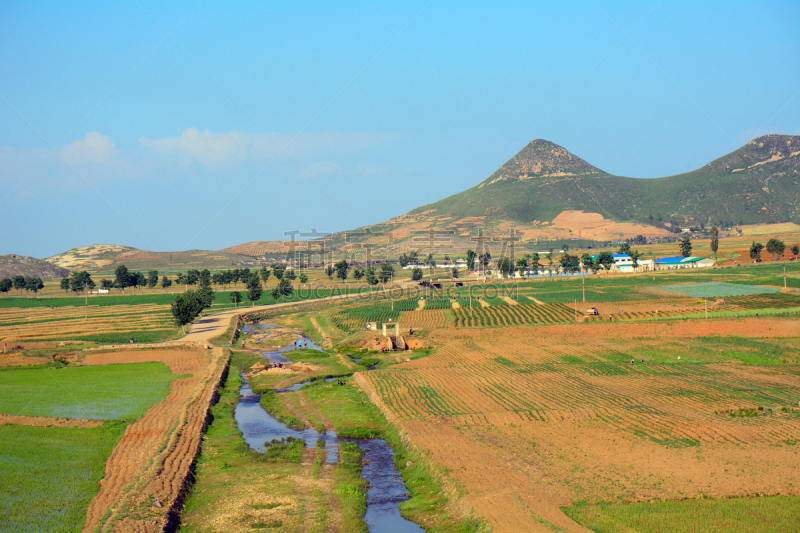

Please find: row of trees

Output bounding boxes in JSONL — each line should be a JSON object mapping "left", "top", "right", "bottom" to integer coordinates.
{"left": 324, "top": 260, "right": 396, "bottom": 286}
{"left": 0, "top": 275, "right": 44, "bottom": 296}
{"left": 749, "top": 239, "right": 797, "bottom": 261}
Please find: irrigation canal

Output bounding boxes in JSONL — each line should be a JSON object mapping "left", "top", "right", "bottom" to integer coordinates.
{"left": 234, "top": 326, "right": 424, "bottom": 533}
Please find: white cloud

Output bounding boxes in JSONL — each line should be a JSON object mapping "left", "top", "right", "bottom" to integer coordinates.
{"left": 302, "top": 160, "right": 342, "bottom": 179}
{"left": 139, "top": 128, "right": 401, "bottom": 168}
{"left": 139, "top": 128, "right": 253, "bottom": 168}
{"left": 60, "top": 132, "right": 117, "bottom": 166}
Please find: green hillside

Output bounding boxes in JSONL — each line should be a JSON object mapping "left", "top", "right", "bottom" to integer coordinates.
{"left": 411, "top": 135, "right": 800, "bottom": 228}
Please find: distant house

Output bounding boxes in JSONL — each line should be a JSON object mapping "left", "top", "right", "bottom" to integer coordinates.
{"left": 655, "top": 256, "right": 715, "bottom": 270}
{"left": 590, "top": 254, "right": 636, "bottom": 272}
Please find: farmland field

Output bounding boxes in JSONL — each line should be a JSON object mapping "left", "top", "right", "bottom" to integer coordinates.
{"left": 0, "top": 362, "right": 180, "bottom": 419}
{"left": 357, "top": 317, "right": 800, "bottom": 531}
{"left": 0, "top": 422, "right": 127, "bottom": 533}
{"left": 0, "top": 358, "right": 186, "bottom": 532}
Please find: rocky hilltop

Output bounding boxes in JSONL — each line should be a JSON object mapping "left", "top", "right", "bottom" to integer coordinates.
{"left": 0, "top": 254, "right": 71, "bottom": 280}
{"left": 481, "top": 139, "right": 608, "bottom": 186}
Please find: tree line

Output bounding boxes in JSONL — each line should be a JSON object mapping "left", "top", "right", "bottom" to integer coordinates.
{"left": 0, "top": 275, "right": 44, "bottom": 296}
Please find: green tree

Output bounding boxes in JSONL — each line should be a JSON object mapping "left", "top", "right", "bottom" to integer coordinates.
{"left": 101, "top": 278, "right": 113, "bottom": 289}
{"left": 365, "top": 268, "right": 379, "bottom": 285}
{"left": 479, "top": 252, "right": 492, "bottom": 270}
{"left": 230, "top": 291, "right": 242, "bottom": 308}
{"left": 530, "top": 252, "right": 540, "bottom": 273}
{"left": 334, "top": 259, "right": 349, "bottom": 282}
{"left": 710, "top": 226, "right": 719, "bottom": 261}
{"left": 114, "top": 265, "right": 131, "bottom": 293}
{"left": 497, "top": 257, "right": 513, "bottom": 277}
{"left": 766, "top": 238, "right": 785, "bottom": 260}
{"left": 791, "top": 244, "right": 800, "bottom": 256}
{"left": 260, "top": 266, "right": 271, "bottom": 286}
{"left": 13, "top": 275, "right": 25, "bottom": 295}
{"left": 411, "top": 267, "right": 423, "bottom": 281}
{"left": 580, "top": 253, "right": 594, "bottom": 271}
{"left": 379, "top": 264, "right": 394, "bottom": 284}
{"left": 25, "top": 277, "right": 44, "bottom": 297}
{"left": 630, "top": 250, "right": 641, "bottom": 269}
{"left": 70, "top": 271, "right": 95, "bottom": 294}
{"left": 516, "top": 257, "right": 528, "bottom": 276}
{"left": 749, "top": 241, "right": 764, "bottom": 261}
{"left": 596, "top": 251, "right": 614, "bottom": 271}
{"left": 161, "top": 275, "right": 172, "bottom": 291}
{"left": 353, "top": 267, "right": 365, "bottom": 281}
{"left": 129, "top": 271, "right": 146, "bottom": 292}
{"left": 559, "top": 253, "right": 580, "bottom": 273}
{"left": 171, "top": 290, "right": 203, "bottom": 333}
{"left": 547, "top": 248, "right": 555, "bottom": 270}
{"left": 451, "top": 266, "right": 460, "bottom": 278}
{"left": 284, "top": 268, "right": 296, "bottom": 281}
{"left": 398, "top": 252, "right": 413, "bottom": 267}
{"left": 325, "top": 264, "right": 334, "bottom": 280}
{"left": 272, "top": 264, "right": 285, "bottom": 280}
{"left": 60, "top": 277, "right": 71, "bottom": 293}
{"left": 186, "top": 269, "right": 200, "bottom": 286}
{"left": 618, "top": 242, "right": 632, "bottom": 255}
{"left": 679, "top": 235, "right": 692, "bottom": 257}
{"left": 466, "top": 250, "right": 476, "bottom": 271}
{"left": 298, "top": 273, "right": 309, "bottom": 284}
{"left": 0, "top": 278, "right": 13, "bottom": 296}
{"left": 198, "top": 269, "right": 212, "bottom": 289}
{"left": 246, "top": 274, "right": 263, "bottom": 306}
{"left": 271, "top": 286, "right": 280, "bottom": 300}
{"left": 147, "top": 270, "right": 159, "bottom": 289}
{"left": 277, "top": 277, "right": 294, "bottom": 301}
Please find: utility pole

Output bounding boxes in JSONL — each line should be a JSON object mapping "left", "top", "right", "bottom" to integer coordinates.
{"left": 85, "top": 288, "right": 88, "bottom": 320}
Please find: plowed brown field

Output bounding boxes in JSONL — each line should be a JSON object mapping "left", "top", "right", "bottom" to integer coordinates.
{"left": 400, "top": 309, "right": 449, "bottom": 329}
{"left": 80, "top": 346, "right": 227, "bottom": 533}
{"left": 0, "top": 304, "right": 173, "bottom": 341}
{"left": 357, "top": 317, "right": 800, "bottom": 532}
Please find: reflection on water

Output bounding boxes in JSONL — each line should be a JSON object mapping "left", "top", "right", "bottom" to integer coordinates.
{"left": 234, "top": 374, "right": 424, "bottom": 532}
{"left": 234, "top": 373, "right": 338, "bottom": 463}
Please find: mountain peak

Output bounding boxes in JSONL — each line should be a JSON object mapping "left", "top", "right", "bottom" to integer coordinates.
{"left": 481, "top": 139, "right": 607, "bottom": 186}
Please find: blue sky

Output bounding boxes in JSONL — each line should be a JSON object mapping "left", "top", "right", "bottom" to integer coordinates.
{"left": 1, "top": 1, "right": 798, "bottom": 258}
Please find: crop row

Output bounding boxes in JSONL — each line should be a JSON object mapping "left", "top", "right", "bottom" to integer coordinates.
{"left": 452, "top": 303, "right": 577, "bottom": 327}
{"left": 329, "top": 298, "right": 418, "bottom": 333}
{"left": 399, "top": 310, "right": 449, "bottom": 329}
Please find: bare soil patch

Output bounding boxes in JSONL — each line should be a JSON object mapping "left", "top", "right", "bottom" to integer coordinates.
{"left": 0, "top": 353, "right": 50, "bottom": 367}
{"left": 0, "top": 414, "right": 102, "bottom": 428}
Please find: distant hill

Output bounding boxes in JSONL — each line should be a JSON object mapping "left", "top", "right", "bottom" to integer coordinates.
{"left": 412, "top": 135, "right": 800, "bottom": 229}
{"left": 46, "top": 245, "right": 254, "bottom": 274}
{"left": 0, "top": 254, "right": 71, "bottom": 280}
{"left": 43, "top": 135, "right": 800, "bottom": 266}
